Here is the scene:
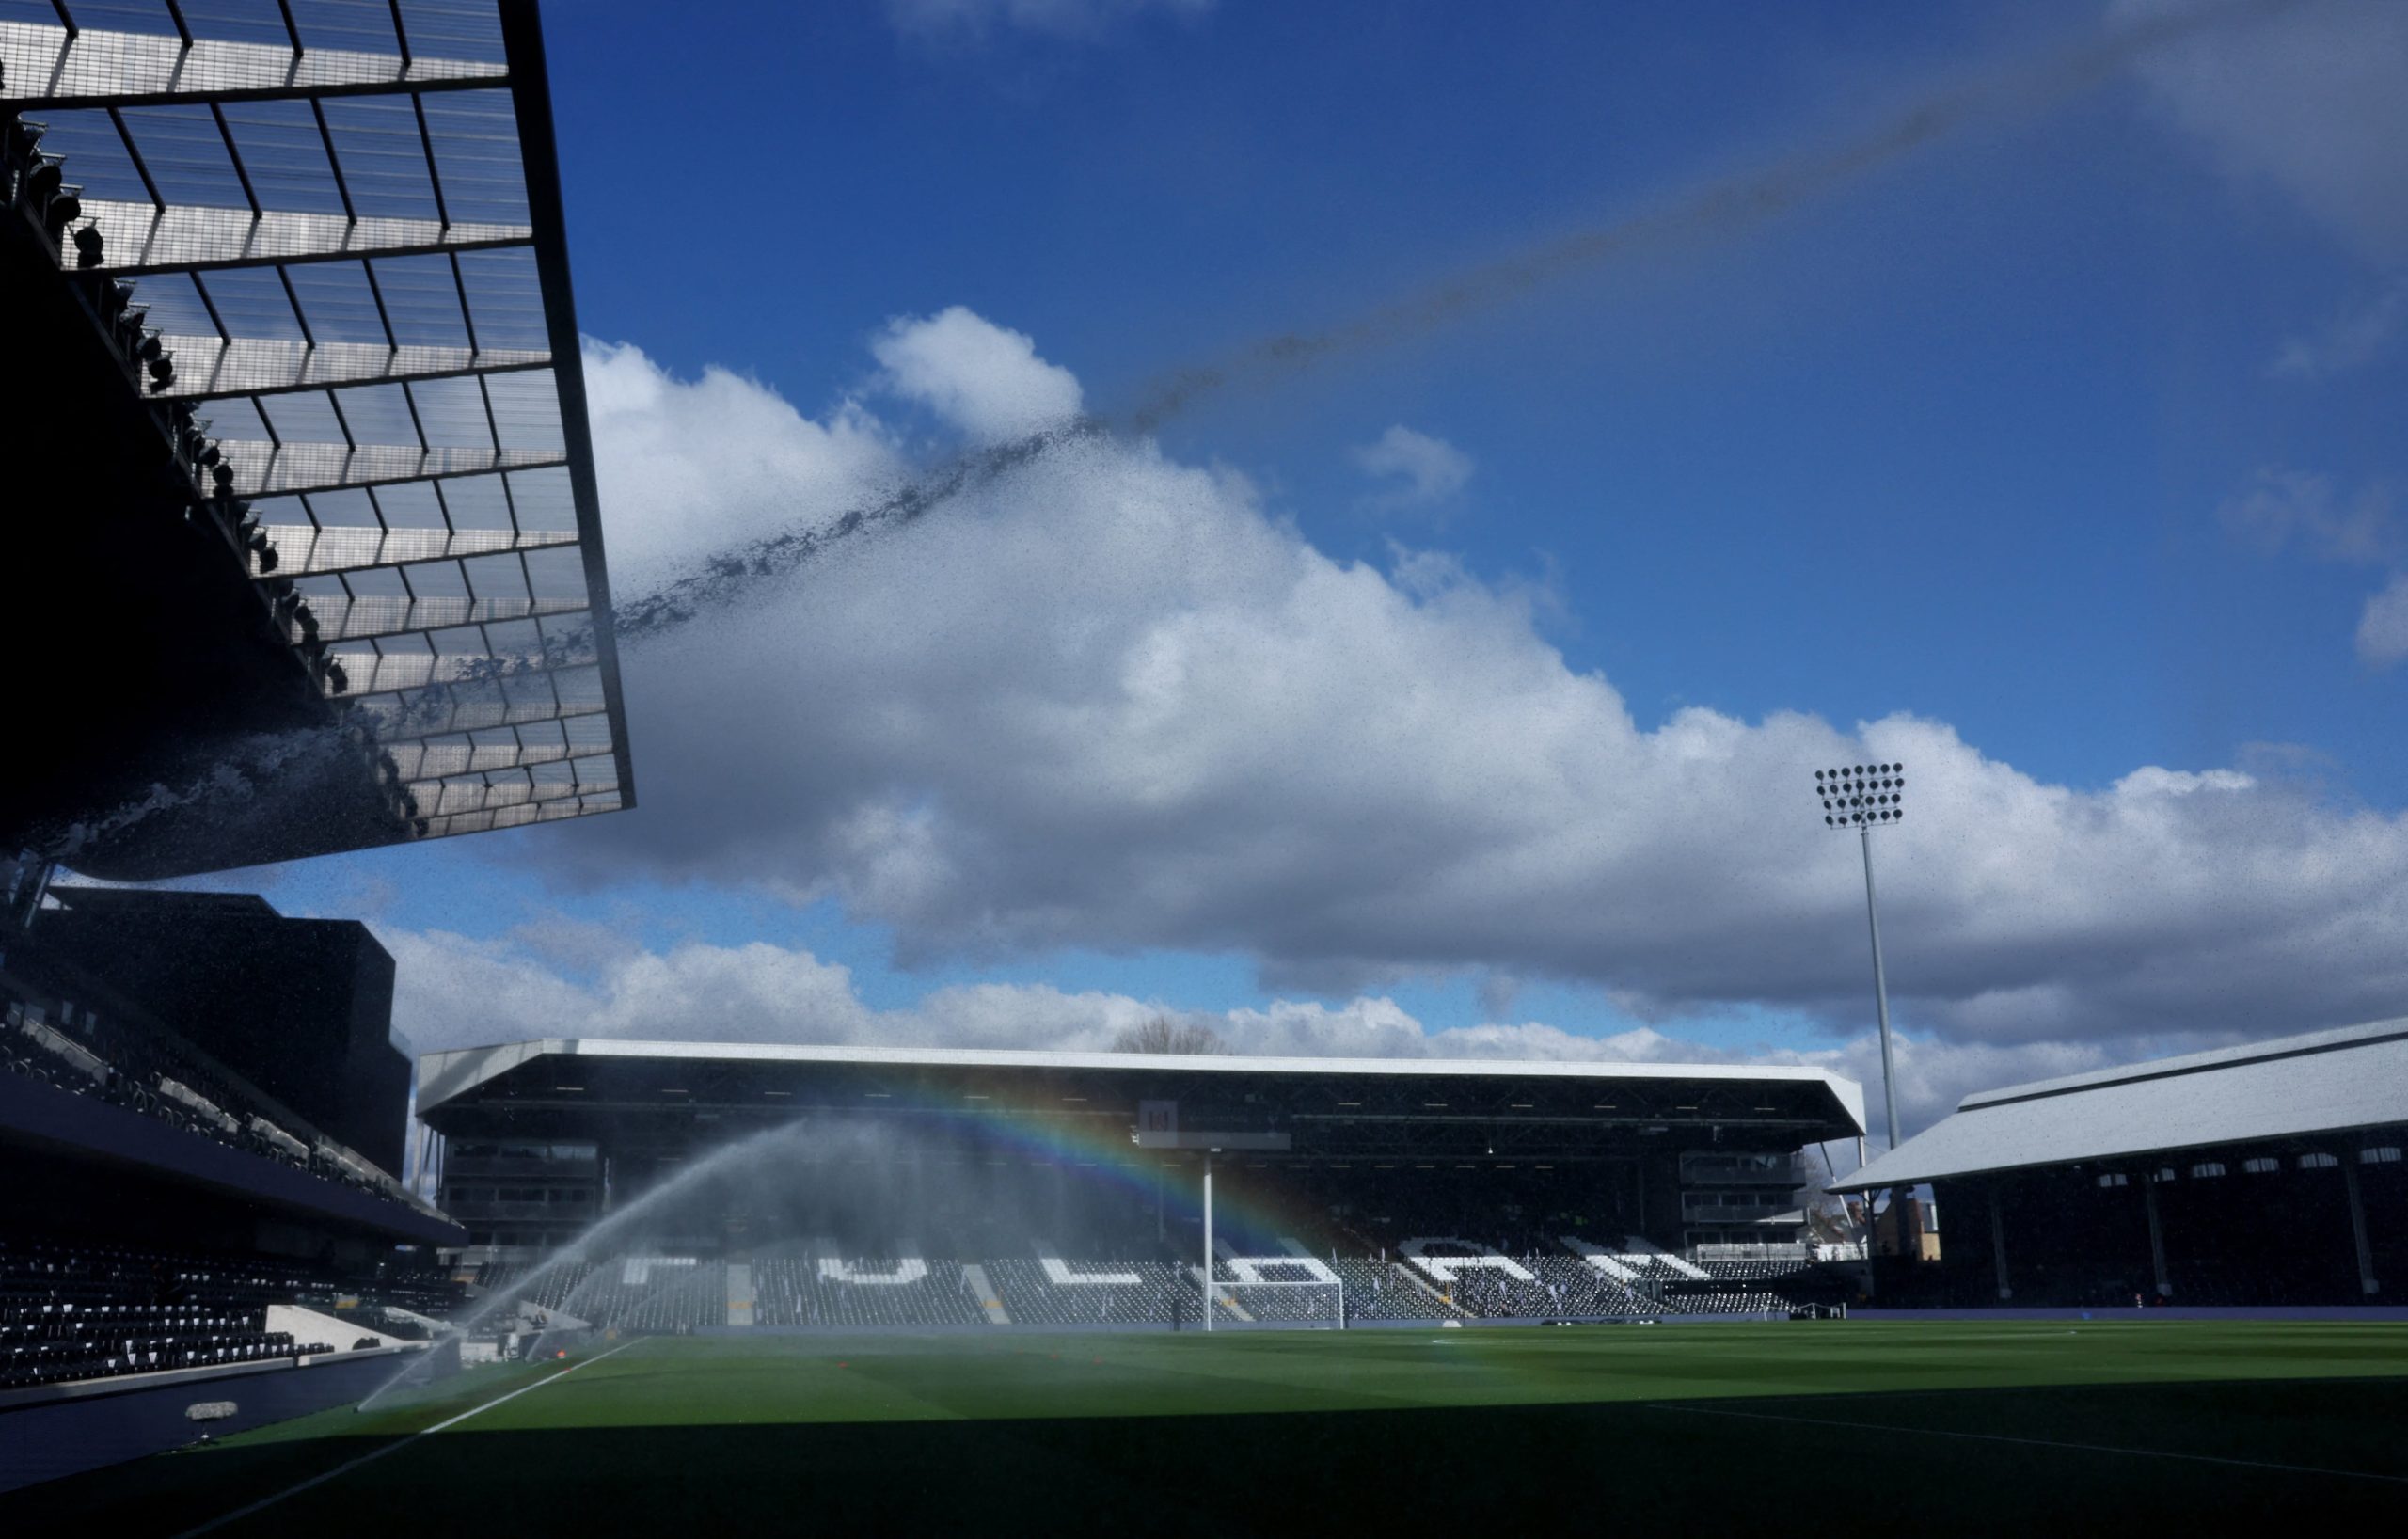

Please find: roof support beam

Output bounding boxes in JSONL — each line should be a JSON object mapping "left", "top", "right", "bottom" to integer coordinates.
{"left": 364, "top": 691, "right": 609, "bottom": 741}
{"left": 324, "top": 649, "right": 597, "bottom": 701}
{"left": 157, "top": 335, "right": 548, "bottom": 399}
{"left": 417, "top": 775, "right": 602, "bottom": 817}
{"left": 385, "top": 735, "right": 617, "bottom": 782}
{"left": 0, "top": 21, "right": 505, "bottom": 111}
{"left": 343, "top": 663, "right": 608, "bottom": 740}
{"left": 407, "top": 766, "right": 623, "bottom": 821}
{"left": 283, "top": 593, "right": 590, "bottom": 645}
{"left": 501, "top": 0, "right": 637, "bottom": 814}
{"left": 420, "top": 791, "right": 622, "bottom": 842}
{"left": 68, "top": 198, "right": 530, "bottom": 275}
{"left": 219, "top": 440, "right": 563, "bottom": 498}
{"left": 250, "top": 521, "right": 577, "bottom": 578}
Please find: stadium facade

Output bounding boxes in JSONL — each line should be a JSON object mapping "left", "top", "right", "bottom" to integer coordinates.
{"left": 1837, "top": 1020, "right": 2408, "bottom": 1309}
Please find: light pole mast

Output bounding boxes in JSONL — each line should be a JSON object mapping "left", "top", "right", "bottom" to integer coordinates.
{"left": 1814, "top": 763, "right": 1906, "bottom": 1152}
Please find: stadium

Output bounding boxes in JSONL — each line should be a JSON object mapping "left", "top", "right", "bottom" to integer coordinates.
{"left": 412, "top": 1039, "right": 1871, "bottom": 1326}
{"left": 3, "top": 0, "right": 2406, "bottom": 1531}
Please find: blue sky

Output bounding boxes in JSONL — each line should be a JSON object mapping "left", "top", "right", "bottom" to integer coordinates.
{"left": 164, "top": 0, "right": 2408, "bottom": 1136}
{"left": 542, "top": 0, "right": 2400, "bottom": 793}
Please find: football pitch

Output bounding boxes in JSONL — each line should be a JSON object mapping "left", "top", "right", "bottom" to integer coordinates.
{"left": 8, "top": 1321, "right": 2405, "bottom": 1534}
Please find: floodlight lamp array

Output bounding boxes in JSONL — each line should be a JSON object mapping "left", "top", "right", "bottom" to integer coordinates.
{"left": 1814, "top": 762, "right": 1906, "bottom": 828}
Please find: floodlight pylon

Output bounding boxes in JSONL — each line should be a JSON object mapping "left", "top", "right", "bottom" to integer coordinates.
{"left": 1812, "top": 763, "right": 1907, "bottom": 1152}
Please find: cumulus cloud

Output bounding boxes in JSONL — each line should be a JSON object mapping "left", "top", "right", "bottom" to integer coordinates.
{"left": 886, "top": 0, "right": 1211, "bottom": 44}
{"left": 562, "top": 317, "right": 2408, "bottom": 1061}
{"left": 1351, "top": 425, "right": 1475, "bottom": 511}
{"left": 871, "top": 307, "right": 1084, "bottom": 445}
{"left": 2120, "top": 0, "right": 2408, "bottom": 262}
{"left": 384, "top": 926, "right": 2133, "bottom": 1138}
{"left": 2358, "top": 574, "right": 2408, "bottom": 668}
{"left": 578, "top": 341, "right": 901, "bottom": 596}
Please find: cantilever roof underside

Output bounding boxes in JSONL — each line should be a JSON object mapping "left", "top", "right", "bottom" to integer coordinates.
{"left": 2, "top": 0, "right": 631, "bottom": 843}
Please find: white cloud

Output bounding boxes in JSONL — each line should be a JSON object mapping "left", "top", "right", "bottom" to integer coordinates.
{"left": 2119, "top": 0, "right": 2408, "bottom": 262}
{"left": 871, "top": 307, "right": 1084, "bottom": 445}
{"left": 2272, "top": 278, "right": 2408, "bottom": 379}
{"left": 2357, "top": 574, "right": 2408, "bottom": 668}
{"left": 1352, "top": 424, "right": 1475, "bottom": 510}
{"left": 886, "top": 0, "right": 1211, "bottom": 44}
{"left": 384, "top": 925, "right": 2139, "bottom": 1139}
{"left": 2218, "top": 467, "right": 2398, "bottom": 565}
{"left": 563, "top": 317, "right": 2408, "bottom": 1061}
{"left": 578, "top": 341, "right": 900, "bottom": 597}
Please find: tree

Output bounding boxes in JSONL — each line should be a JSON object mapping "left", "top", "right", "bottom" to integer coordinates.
{"left": 1111, "top": 1015, "right": 1233, "bottom": 1055}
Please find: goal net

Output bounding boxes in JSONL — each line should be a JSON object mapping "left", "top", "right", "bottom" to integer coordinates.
{"left": 1205, "top": 1278, "right": 1348, "bottom": 1328}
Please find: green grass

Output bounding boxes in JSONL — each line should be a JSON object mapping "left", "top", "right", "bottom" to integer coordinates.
{"left": 8, "top": 1322, "right": 2407, "bottom": 1534}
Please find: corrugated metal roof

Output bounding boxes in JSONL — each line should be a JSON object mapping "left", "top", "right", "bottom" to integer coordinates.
{"left": 1834, "top": 1017, "right": 2408, "bottom": 1192}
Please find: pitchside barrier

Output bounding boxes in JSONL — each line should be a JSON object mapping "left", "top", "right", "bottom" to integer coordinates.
{"left": 686, "top": 1311, "right": 1812, "bottom": 1337}
{"left": 0, "top": 1344, "right": 428, "bottom": 1494}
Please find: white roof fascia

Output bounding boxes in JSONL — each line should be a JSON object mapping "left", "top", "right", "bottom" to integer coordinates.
{"left": 417, "top": 1037, "right": 1864, "bottom": 1131}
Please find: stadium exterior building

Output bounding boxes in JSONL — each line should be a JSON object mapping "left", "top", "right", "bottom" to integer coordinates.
{"left": 1837, "top": 1020, "right": 2408, "bottom": 1309}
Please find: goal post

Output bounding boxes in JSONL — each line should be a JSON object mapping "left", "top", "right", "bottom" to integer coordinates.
{"left": 1207, "top": 1277, "right": 1348, "bottom": 1329}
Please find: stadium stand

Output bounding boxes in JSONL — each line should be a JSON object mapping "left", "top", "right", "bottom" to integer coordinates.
{"left": 417, "top": 1041, "right": 1876, "bottom": 1332}
{"left": 443, "top": 1233, "right": 1872, "bottom": 1330}
{"left": 467, "top": 1258, "right": 733, "bottom": 1334}
{"left": 1667, "top": 1290, "right": 1795, "bottom": 1315}
{"left": 472, "top": 1261, "right": 594, "bottom": 1317}
{"left": 2, "top": 976, "right": 426, "bottom": 1214}
{"left": 1838, "top": 1023, "right": 2408, "bottom": 1308}
{"left": 987, "top": 1258, "right": 1192, "bottom": 1327}
{"left": 434, "top": 1216, "right": 1893, "bottom": 1333}
{"left": 1212, "top": 1283, "right": 1336, "bottom": 1324}
{"left": 755, "top": 1255, "right": 990, "bottom": 1328}
{"left": 1399, "top": 1238, "right": 1556, "bottom": 1317}
{"left": 586, "top": 1261, "right": 727, "bottom": 1334}
{"left": 1327, "top": 1259, "right": 1458, "bottom": 1320}
{"left": 0, "top": 1237, "right": 347, "bottom": 1389}
{"left": 1616, "top": 1236, "right": 1712, "bottom": 1280}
